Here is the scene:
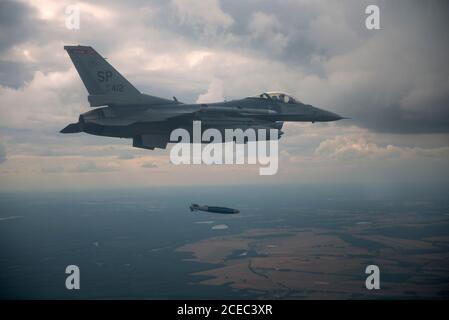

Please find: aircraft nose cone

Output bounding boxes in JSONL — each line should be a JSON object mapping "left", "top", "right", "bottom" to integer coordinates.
{"left": 316, "top": 109, "right": 344, "bottom": 122}
{"left": 327, "top": 111, "right": 343, "bottom": 121}
{"left": 310, "top": 106, "right": 345, "bottom": 122}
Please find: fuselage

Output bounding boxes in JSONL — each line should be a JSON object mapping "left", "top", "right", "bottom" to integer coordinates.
{"left": 76, "top": 96, "right": 342, "bottom": 139}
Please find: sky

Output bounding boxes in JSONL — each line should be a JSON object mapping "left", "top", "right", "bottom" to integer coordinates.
{"left": 0, "top": 0, "right": 448, "bottom": 191}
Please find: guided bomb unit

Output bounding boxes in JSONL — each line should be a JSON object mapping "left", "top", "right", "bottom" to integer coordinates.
{"left": 190, "top": 204, "right": 240, "bottom": 214}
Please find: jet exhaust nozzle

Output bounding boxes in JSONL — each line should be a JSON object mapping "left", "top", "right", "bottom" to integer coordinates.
{"left": 60, "top": 122, "right": 82, "bottom": 133}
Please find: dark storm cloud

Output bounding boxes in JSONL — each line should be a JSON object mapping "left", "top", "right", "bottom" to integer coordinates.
{"left": 339, "top": 98, "right": 449, "bottom": 134}
{"left": 0, "top": 61, "right": 35, "bottom": 88}
{"left": 226, "top": 0, "right": 449, "bottom": 134}
{"left": 225, "top": 1, "right": 449, "bottom": 133}
{"left": 145, "top": 0, "right": 449, "bottom": 133}
{"left": 0, "top": 0, "right": 50, "bottom": 88}
{"left": 0, "top": 0, "right": 36, "bottom": 53}
{"left": 333, "top": 0, "right": 449, "bottom": 133}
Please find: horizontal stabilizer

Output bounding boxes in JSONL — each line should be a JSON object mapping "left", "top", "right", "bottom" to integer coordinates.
{"left": 60, "top": 123, "right": 82, "bottom": 133}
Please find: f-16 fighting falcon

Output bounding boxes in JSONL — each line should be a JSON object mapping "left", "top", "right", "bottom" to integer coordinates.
{"left": 61, "top": 45, "right": 344, "bottom": 150}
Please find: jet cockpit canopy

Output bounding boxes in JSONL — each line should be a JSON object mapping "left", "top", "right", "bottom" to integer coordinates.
{"left": 253, "top": 92, "right": 300, "bottom": 104}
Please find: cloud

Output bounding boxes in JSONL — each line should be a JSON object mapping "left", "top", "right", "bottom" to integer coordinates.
{"left": 219, "top": 0, "right": 449, "bottom": 133}
{"left": 0, "top": 69, "right": 85, "bottom": 130}
{"left": 0, "top": 60, "right": 35, "bottom": 88}
{"left": 41, "top": 165, "right": 63, "bottom": 173}
{"left": 248, "top": 12, "right": 288, "bottom": 53}
{"left": 0, "top": 142, "right": 6, "bottom": 163}
{"left": 0, "top": 0, "right": 37, "bottom": 54}
{"left": 315, "top": 136, "right": 449, "bottom": 161}
{"left": 73, "top": 161, "right": 117, "bottom": 173}
{"left": 141, "top": 162, "right": 158, "bottom": 169}
{"left": 196, "top": 78, "right": 224, "bottom": 103}
{"left": 117, "top": 153, "right": 135, "bottom": 160}
{"left": 170, "top": 0, "right": 233, "bottom": 36}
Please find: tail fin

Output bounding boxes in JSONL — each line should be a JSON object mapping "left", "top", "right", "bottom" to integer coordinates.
{"left": 64, "top": 45, "right": 140, "bottom": 97}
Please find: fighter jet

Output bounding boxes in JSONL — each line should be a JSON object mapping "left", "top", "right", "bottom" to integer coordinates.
{"left": 61, "top": 45, "right": 344, "bottom": 150}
